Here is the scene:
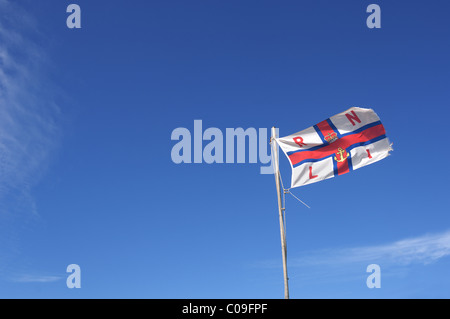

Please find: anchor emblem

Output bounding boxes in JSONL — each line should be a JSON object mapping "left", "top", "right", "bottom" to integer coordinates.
{"left": 334, "top": 147, "right": 348, "bottom": 163}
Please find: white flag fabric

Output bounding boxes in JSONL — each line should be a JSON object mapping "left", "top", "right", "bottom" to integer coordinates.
{"left": 276, "top": 107, "right": 392, "bottom": 188}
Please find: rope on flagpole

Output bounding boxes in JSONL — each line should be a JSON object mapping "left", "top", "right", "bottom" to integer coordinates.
{"left": 286, "top": 189, "right": 311, "bottom": 209}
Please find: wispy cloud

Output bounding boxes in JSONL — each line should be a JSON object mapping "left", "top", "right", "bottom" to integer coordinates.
{"left": 10, "top": 274, "right": 62, "bottom": 283}
{"left": 0, "top": 1, "right": 60, "bottom": 212}
{"left": 253, "top": 229, "right": 450, "bottom": 290}
{"left": 258, "top": 229, "right": 450, "bottom": 270}
{"left": 290, "top": 230, "right": 450, "bottom": 268}
{"left": 0, "top": 0, "right": 62, "bottom": 277}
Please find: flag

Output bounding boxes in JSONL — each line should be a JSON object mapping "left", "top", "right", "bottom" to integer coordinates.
{"left": 276, "top": 107, "right": 392, "bottom": 188}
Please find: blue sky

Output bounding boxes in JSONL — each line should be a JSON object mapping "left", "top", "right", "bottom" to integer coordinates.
{"left": 0, "top": 0, "right": 449, "bottom": 298}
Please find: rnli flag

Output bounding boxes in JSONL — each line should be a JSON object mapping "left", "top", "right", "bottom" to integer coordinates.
{"left": 276, "top": 107, "right": 392, "bottom": 188}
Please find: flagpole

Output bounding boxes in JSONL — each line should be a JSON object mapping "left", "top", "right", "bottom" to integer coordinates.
{"left": 271, "top": 127, "right": 289, "bottom": 299}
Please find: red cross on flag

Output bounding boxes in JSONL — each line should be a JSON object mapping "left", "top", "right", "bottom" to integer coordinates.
{"left": 276, "top": 107, "right": 393, "bottom": 188}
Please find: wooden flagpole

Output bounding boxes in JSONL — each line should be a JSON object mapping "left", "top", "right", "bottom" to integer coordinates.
{"left": 271, "top": 127, "right": 289, "bottom": 299}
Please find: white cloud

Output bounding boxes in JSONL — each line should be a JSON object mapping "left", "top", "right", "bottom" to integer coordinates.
{"left": 290, "top": 230, "right": 450, "bottom": 268}
{"left": 256, "top": 229, "right": 450, "bottom": 272}
{"left": 0, "top": 0, "right": 61, "bottom": 213}
{"left": 11, "top": 274, "right": 62, "bottom": 283}
{"left": 0, "top": 0, "right": 62, "bottom": 278}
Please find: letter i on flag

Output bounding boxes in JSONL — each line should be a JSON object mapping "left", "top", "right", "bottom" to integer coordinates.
{"left": 276, "top": 107, "right": 393, "bottom": 188}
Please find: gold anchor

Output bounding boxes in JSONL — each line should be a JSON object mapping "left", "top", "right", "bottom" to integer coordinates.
{"left": 334, "top": 147, "right": 348, "bottom": 163}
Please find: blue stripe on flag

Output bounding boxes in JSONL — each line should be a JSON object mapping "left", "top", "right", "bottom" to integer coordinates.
{"left": 287, "top": 143, "right": 324, "bottom": 156}
{"left": 326, "top": 119, "right": 342, "bottom": 139}
{"left": 348, "top": 152, "right": 353, "bottom": 172}
{"left": 292, "top": 154, "right": 335, "bottom": 168}
{"left": 313, "top": 124, "right": 326, "bottom": 144}
{"left": 346, "top": 134, "right": 386, "bottom": 153}
{"left": 340, "top": 121, "right": 382, "bottom": 138}
{"left": 333, "top": 156, "right": 338, "bottom": 176}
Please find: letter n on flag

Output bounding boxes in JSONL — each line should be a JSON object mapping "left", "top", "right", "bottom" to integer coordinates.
{"left": 276, "top": 107, "right": 393, "bottom": 188}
